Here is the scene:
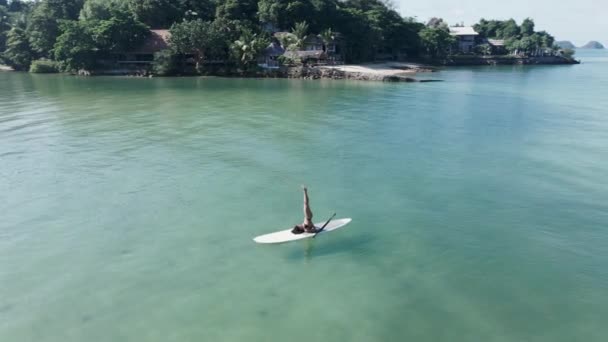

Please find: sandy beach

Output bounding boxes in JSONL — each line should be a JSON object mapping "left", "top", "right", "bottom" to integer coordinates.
{"left": 320, "top": 62, "right": 434, "bottom": 76}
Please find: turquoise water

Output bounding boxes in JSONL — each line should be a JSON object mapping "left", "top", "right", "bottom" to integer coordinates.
{"left": 1, "top": 51, "right": 608, "bottom": 341}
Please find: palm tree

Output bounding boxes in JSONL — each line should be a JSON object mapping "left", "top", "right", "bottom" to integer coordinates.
{"left": 291, "top": 21, "right": 309, "bottom": 49}
{"left": 275, "top": 32, "right": 298, "bottom": 51}
{"left": 475, "top": 43, "right": 492, "bottom": 56}
{"left": 232, "top": 31, "right": 269, "bottom": 68}
{"left": 319, "top": 28, "right": 335, "bottom": 52}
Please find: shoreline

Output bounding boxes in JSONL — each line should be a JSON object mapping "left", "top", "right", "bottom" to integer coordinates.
{"left": 427, "top": 55, "right": 580, "bottom": 66}
{"left": 3, "top": 56, "right": 578, "bottom": 81}
{"left": 279, "top": 62, "right": 440, "bottom": 82}
{"left": 87, "top": 62, "right": 443, "bottom": 82}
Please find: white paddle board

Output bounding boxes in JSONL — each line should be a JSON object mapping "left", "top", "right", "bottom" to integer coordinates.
{"left": 253, "top": 218, "right": 352, "bottom": 244}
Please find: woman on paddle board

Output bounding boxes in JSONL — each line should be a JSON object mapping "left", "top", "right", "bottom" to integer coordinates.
{"left": 292, "top": 185, "right": 317, "bottom": 234}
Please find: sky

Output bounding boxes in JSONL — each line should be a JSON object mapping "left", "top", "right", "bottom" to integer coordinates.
{"left": 394, "top": 0, "right": 607, "bottom": 46}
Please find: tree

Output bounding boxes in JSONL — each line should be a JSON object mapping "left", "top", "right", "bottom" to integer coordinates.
{"left": 426, "top": 17, "right": 447, "bottom": 29}
{"left": 275, "top": 31, "right": 298, "bottom": 50}
{"left": 215, "top": 0, "right": 257, "bottom": 22}
{"left": 185, "top": 0, "right": 216, "bottom": 21}
{"left": 0, "top": 4, "right": 9, "bottom": 52}
{"left": 291, "top": 21, "right": 308, "bottom": 44}
{"left": 26, "top": 0, "right": 85, "bottom": 57}
{"left": 29, "top": 58, "right": 60, "bottom": 73}
{"left": 518, "top": 36, "right": 536, "bottom": 55}
{"left": 169, "top": 19, "right": 232, "bottom": 68}
{"left": 231, "top": 29, "right": 268, "bottom": 68}
{"left": 27, "top": 4, "right": 59, "bottom": 56}
{"left": 80, "top": 0, "right": 127, "bottom": 21}
{"left": 5, "top": 1, "right": 32, "bottom": 28}
{"left": 497, "top": 19, "right": 519, "bottom": 39}
{"left": 392, "top": 16, "right": 424, "bottom": 56}
{"left": 520, "top": 18, "right": 534, "bottom": 36}
{"left": 344, "top": 0, "right": 389, "bottom": 12}
{"left": 0, "top": 0, "right": 568, "bottom": 72}
{"left": 319, "top": 27, "right": 334, "bottom": 46}
{"left": 53, "top": 20, "right": 96, "bottom": 71}
{"left": 370, "top": 7, "right": 421, "bottom": 58}
{"left": 153, "top": 48, "right": 179, "bottom": 75}
{"left": 333, "top": 6, "right": 377, "bottom": 62}
{"left": 309, "top": 0, "right": 339, "bottom": 29}
{"left": 49, "top": 6, "right": 149, "bottom": 71}
{"left": 47, "top": 0, "right": 85, "bottom": 20}
{"left": 529, "top": 33, "right": 543, "bottom": 55}
{"left": 474, "top": 19, "right": 502, "bottom": 38}
{"left": 258, "top": 0, "right": 320, "bottom": 31}
{"left": 284, "top": 0, "right": 315, "bottom": 28}
{"left": 288, "top": 21, "right": 308, "bottom": 50}
{"left": 88, "top": 12, "right": 149, "bottom": 52}
{"left": 8, "top": 0, "right": 26, "bottom": 12}
{"left": 537, "top": 30, "right": 554, "bottom": 50}
{"left": 127, "top": 0, "right": 183, "bottom": 28}
{"left": 258, "top": 0, "right": 283, "bottom": 26}
{"left": 419, "top": 26, "right": 454, "bottom": 58}
{"left": 475, "top": 43, "right": 491, "bottom": 56}
{"left": 3, "top": 26, "right": 33, "bottom": 70}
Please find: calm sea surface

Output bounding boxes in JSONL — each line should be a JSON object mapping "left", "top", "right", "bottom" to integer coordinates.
{"left": 1, "top": 50, "right": 608, "bottom": 342}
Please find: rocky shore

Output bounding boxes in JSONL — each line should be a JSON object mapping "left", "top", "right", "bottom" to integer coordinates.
{"left": 87, "top": 62, "right": 442, "bottom": 82}
{"left": 274, "top": 63, "right": 440, "bottom": 82}
{"left": 5, "top": 56, "right": 579, "bottom": 81}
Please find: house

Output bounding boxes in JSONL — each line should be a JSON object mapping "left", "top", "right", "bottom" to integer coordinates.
{"left": 302, "top": 34, "right": 341, "bottom": 62}
{"left": 116, "top": 29, "right": 170, "bottom": 65}
{"left": 259, "top": 39, "right": 285, "bottom": 68}
{"left": 487, "top": 39, "right": 507, "bottom": 55}
{"left": 272, "top": 32, "right": 343, "bottom": 65}
{"left": 449, "top": 26, "right": 479, "bottom": 53}
{"left": 283, "top": 50, "right": 326, "bottom": 65}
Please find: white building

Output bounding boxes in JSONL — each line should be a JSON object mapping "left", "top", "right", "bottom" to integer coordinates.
{"left": 449, "top": 26, "right": 479, "bottom": 53}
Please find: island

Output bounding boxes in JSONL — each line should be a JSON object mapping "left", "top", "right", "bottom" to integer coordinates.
{"left": 0, "top": 0, "right": 579, "bottom": 81}
{"left": 556, "top": 41, "right": 576, "bottom": 49}
{"left": 580, "top": 41, "right": 605, "bottom": 49}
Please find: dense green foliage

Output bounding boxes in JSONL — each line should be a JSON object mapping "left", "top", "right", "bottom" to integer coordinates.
{"left": 53, "top": 20, "right": 97, "bottom": 71}
{"left": 27, "top": 0, "right": 85, "bottom": 56}
{"left": 0, "top": 0, "right": 569, "bottom": 72}
{"left": 474, "top": 18, "right": 561, "bottom": 56}
{"left": 231, "top": 29, "right": 269, "bottom": 68}
{"left": 53, "top": 9, "right": 148, "bottom": 72}
{"left": 153, "top": 49, "right": 180, "bottom": 75}
{"left": 419, "top": 26, "right": 454, "bottom": 57}
{"left": 29, "top": 58, "right": 60, "bottom": 73}
{"left": 3, "top": 25, "right": 32, "bottom": 70}
{"left": 0, "top": 5, "right": 10, "bottom": 55}
{"left": 169, "top": 18, "right": 242, "bottom": 69}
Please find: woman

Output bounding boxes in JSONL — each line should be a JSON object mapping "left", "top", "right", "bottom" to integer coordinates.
{"left": 292, "top": 185, "right": 317, "bottom": 234}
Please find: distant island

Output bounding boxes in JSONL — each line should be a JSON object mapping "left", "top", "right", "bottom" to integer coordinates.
{"left": 580, "top": 41, "right": 605, "bottom": 49}
{"left": 0, "top": 0, "right": 579, "bottom": 79}
{"left": 556, "top": 40, "right": 604, "bottom": 49}
{"left": 556, "top": 41, "right": 576, "bottom": 49}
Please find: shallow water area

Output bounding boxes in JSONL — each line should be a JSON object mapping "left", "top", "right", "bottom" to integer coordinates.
{"left": 1, "top": 50, "right": 608, "bottom": 341}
